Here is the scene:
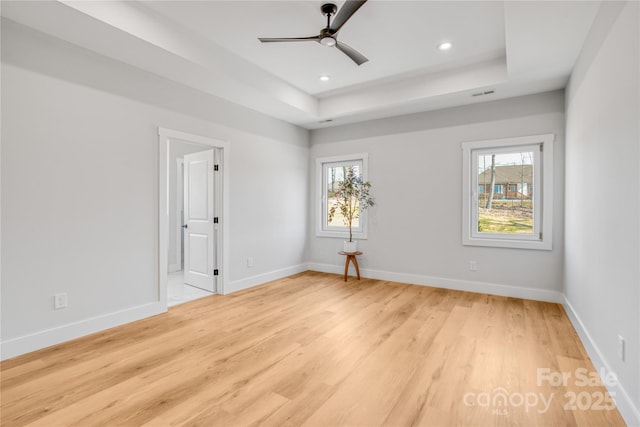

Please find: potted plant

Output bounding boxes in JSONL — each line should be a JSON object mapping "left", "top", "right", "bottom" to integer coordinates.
{"left": 328, "top": 166, "right": 375, "bottom": 253}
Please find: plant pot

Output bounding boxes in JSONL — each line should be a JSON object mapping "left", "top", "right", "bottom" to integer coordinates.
{"left": 343, "top": 241, "right": 358, "bottom": 253}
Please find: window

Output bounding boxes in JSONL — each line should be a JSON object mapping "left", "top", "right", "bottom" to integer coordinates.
{"left": 316, "top": 153, "right": 369, "bottom": 238}
{"left": 517, "top": 183, "right": 529, "bottom": 195}
{"left": 462, "top": 134, "right": 554, "bottom": 250}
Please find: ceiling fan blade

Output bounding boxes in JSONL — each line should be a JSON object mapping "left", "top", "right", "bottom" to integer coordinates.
{"left": 330, "top": 0, "right": 367, "bottom": 33}
{"left": 335, "top": 41, "right": 368, "bottom": 66}
{"left": 258, "top": 36, "right": 320, "bottom": 43}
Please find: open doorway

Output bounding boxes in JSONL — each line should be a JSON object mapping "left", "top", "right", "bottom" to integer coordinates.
{"left": 158, "top": 128, "right": 229, "bottom": 309}
{"left": 169, "top": 143, "right": 218, "bottom": 306}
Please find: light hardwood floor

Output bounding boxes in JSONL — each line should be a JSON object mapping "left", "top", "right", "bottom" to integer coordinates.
{"left": 1, "top": 272, "right": 626, "bottom": 426}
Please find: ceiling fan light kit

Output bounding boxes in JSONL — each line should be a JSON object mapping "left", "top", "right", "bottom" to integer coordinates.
{"left": 320, "top": 36, "right": 337, "bottom": 47}
{"left": 258, "top": 0, "right": 369, "bottom": 66}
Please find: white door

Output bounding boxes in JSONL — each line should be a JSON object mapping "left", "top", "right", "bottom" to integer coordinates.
{"left": 183, "top": 149, "right": 216, "bottom": 292}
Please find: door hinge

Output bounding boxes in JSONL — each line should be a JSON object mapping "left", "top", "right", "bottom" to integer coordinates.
{"left": 214, "top": 164, "right": 219, "bottom": 171}
{"left": 213, "top": 217, "right": 219, "bottom": 224}
{"left": 213, "top": 269, "right": 219, "bottom": 276}
{"left": 540, "top": 143, "right": 543, "bottom": 152}
{"left": 539, "top": 232, "right": 543, "bottom": 240}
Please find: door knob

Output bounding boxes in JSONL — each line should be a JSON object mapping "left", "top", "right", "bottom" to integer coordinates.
{"left": 182, "top": 224, "right": 188, "bottom": 228}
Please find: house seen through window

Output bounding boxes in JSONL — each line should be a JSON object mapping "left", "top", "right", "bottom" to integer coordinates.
{"left": 477, "top": 152, "right": 534, "bottom": 235}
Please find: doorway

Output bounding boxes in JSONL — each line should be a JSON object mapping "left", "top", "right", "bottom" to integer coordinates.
{"left": 158, "top": 128, "right": 229, "bottom": 309}
{"left": 172, "top": 145, "right": 217, "bottom": 305}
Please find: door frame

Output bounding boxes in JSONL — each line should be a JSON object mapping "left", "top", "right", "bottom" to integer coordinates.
{"left": 170, "top": 157, "right": 184, "bottom": 273}
{"left": 158, "top": 128, "right": 230, "bottom": 307}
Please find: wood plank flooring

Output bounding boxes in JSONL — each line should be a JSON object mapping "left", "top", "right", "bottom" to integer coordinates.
{"left": 1, "top": 272, "right": 626, "bottom": 426}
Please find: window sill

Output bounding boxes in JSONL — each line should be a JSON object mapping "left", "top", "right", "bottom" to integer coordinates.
{"left": 463, "top": 236, "right": 552, "bottom": 250}
{"left": 316, "top": 230, "right": 368, "bottom": 240}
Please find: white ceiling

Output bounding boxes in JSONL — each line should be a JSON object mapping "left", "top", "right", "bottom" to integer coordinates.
{"left": 2, "top": 0, "right": 601, "bottom": 129}
{"left": 142, "top": 1, "right": 507, "bottom": 96}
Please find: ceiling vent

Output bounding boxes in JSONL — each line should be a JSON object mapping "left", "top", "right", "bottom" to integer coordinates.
{"left": 472, "top": 90, "right": 495, "bottom": 97}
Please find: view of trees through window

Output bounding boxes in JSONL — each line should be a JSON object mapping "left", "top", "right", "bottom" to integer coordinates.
{"left": 326, "top": 164, "right": 361, "bottom": 228}
{"left": 477, "top": 151, "right": 534, "bottom": 234}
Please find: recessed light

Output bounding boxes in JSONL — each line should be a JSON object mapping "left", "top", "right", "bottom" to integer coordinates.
{"left": 437, "top": 41, "right": 453, "bottom": 51}
{"left": 319, "top": 75, "right": 331, "bottom": 82}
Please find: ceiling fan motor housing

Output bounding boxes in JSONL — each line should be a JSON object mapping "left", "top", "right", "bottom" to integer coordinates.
{"left": 320, "top": 27, "right": 337, "bottom": 46}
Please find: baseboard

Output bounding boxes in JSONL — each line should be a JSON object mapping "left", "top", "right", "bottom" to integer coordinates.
{"left": 563, "top": 297, "right": 640, "bottom": 427}
{"left": 307, "top": 263, "right": 563, "bottom": 303}
{"left": 1, "top": 264, "right": 305, "bottom": 360}
{"left": 224, "top": 264, "right": 309, "bottom": 295}
{"left": 0, "top": 302, "right": 166, "bottom": 361}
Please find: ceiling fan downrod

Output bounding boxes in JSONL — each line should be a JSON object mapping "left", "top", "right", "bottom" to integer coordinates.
{"left": 322, "top": 3, "right": 338, "bottom": 28}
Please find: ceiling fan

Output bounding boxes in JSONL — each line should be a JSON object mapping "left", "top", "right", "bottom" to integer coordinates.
{"left": 258, "top": 0, "right": 369, "bottom": 66}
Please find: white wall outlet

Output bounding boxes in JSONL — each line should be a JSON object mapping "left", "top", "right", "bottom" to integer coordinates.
{"left": 54, "top": 293, "right": 67, "bottom": 310}
{"left": 247, "top": 257, "right": 254, "bottom": 268}
{"left": 618, "top": 335, "right": 625, "bottom": 362}
{"left": 469, "top": 261, "right": 477, "bottom": 272}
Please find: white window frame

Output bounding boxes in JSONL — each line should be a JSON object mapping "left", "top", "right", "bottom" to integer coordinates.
{"left": 316, "top": 153, "right": 369, "bottom": 239}
{"left": 462, "top": 134, "right": 554, "bottom": 250}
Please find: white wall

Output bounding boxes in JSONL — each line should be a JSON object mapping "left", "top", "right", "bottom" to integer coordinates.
{"left": 309, "top": 91, "right": 565, "bottom": 302}
{"left": 1, "top": 20, "right": 309, "bottom": 359}
{"left": 564, "top": 2, "right": 639, "bottom": 424}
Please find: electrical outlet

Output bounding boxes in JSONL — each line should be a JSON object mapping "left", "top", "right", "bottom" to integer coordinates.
{"left": 469, "top": 261, "right": 477, "bottom": 272}
{"left": 618, "top": 335, "right": 625, "bottom": 362}
{"left": 247, "top": 257, "right": 254, "bottom": 268}
{"left": 54, "top": 293, "right": 67, "bottom": 310}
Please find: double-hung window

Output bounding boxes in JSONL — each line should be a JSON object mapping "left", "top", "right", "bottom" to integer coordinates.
{"left": 462, "top": 134, "right": 554, "bottom": 250}
{"left": 316, "top": 153, "right": 369, "bottom": 239}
